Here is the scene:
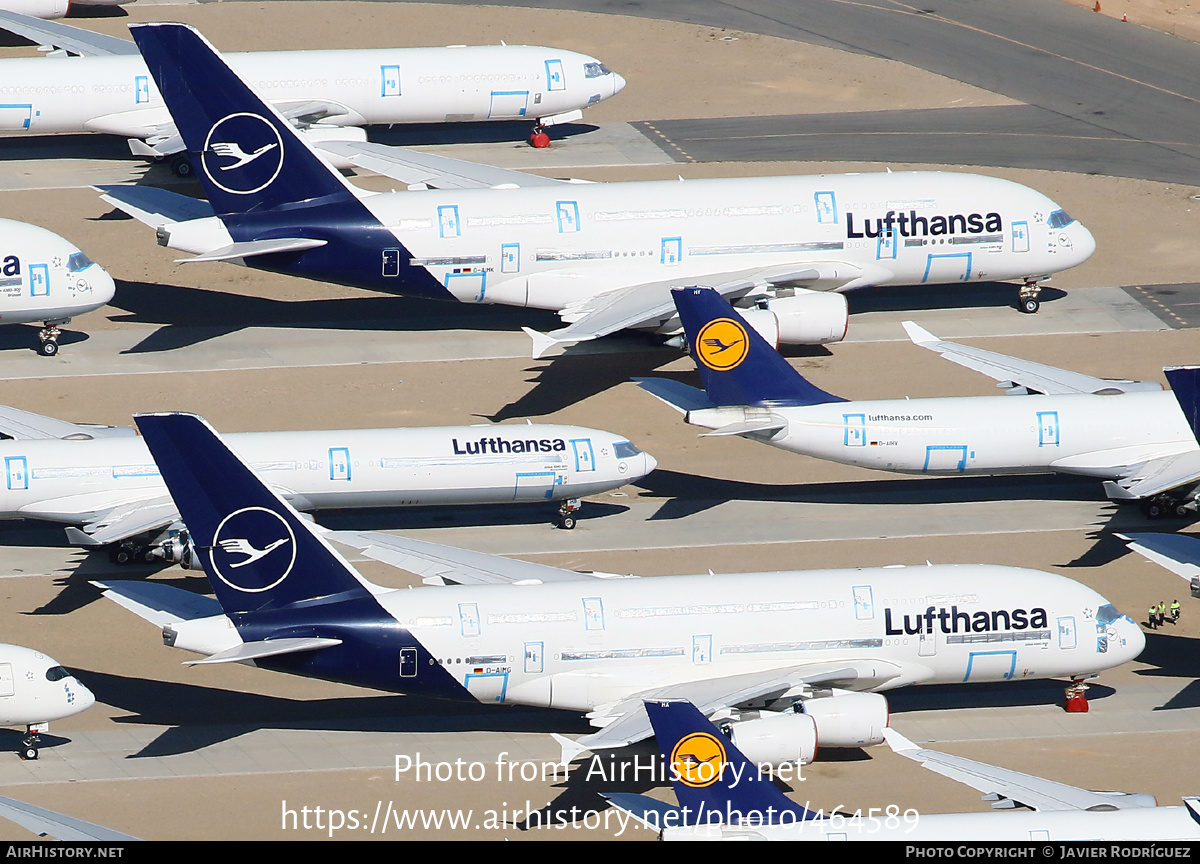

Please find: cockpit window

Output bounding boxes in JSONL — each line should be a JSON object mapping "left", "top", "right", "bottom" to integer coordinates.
{"left": 67, "top": 252, "right": 94, "bottom": 273}
{"left": 1047, "top": 209, "right": 1075, "bottom": 229}
{"left": 45, "top": 666, "right": 71, "bottom": 682}
{"left": 1096, "top": 604, "right": 1125, "bottom": 626}
{"left": 583, "top": 62, "right": 612, "bottom": 78}
{"left": 613, "top": 441, "right": 641, "bottom": 459}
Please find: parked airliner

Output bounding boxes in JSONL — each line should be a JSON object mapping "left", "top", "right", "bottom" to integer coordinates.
{"left": 96, "top": 412, "right": 1142, "bottom": 763}
{"left": 0, "top": 405, "right": 654, "bottom": 559}
{"left": 100, "top": 23, "right": 1093, "bottom": 357}
{"left": 0, "top": 11, "right": 623, "bottom": 173}
{"left": 639, "top": 287, "right": 1200, "bottom": 514}
{"left": 0, "top": 219, "right": 114, "bottom": 355}
{"left": 0, "top": 644, "right": 93, "bottom": 760}
{"left": 603, "top": 700, "right": 1200, "bottom": 841}
{"left": 0, "top": 0, "right": 129, "bottom": 20}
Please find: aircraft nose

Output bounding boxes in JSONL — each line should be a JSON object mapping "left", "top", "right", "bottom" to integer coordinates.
{"left": 1073, "top": 223, "right": 1097, "bottom": 265}
{"left": 1123, "top": 618, "right": 1147, "bottom": 661}
{"left": 72, "top": 678, "right": 96, "bottom": 713}
{"left": 641, "top": 450, "right": 658, "bottom": 477}
{"left": 612, "top": 72, "right": 627, "bottom": 96}
{"left": 91, "top": 265, "right": 117, "bottom": 305}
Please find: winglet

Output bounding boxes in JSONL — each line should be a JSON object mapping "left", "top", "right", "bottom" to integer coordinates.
{"left": 523, "top": 327, "right": 568, "bottom": 360}
{"left": 552, "top": 733, "right": 588, "bottom": 765}
{"left": 881, "top": 727, "right": 920, "bottom": 754}
{"left": 901, "top": 320, "right": 939, "bottom": 346}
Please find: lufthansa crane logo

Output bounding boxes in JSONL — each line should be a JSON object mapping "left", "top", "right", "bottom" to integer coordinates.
{"left": 695, "top": 318, "right": 749, "bottom": 371}
{"left": 202, "top": 112, "right": 285, "bottom": 196}
{"left": 669, "top": 731, "right": 728, "bottom": 788}
{"left": 209, "top": 506, "right": 296, "bottom": 593}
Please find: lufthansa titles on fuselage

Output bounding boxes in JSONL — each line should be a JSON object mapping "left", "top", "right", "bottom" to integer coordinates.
{"left": 846, "top": 210, "right": 1003, "bottom": 239}
{"left": 884, "top": 605, "right": 1049, "bottom": 636}
{"left": 451, "top": 437, "right": 568, "bottom": 455}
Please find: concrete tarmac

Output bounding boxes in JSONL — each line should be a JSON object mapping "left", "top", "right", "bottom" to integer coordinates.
{"left": 0, "top": 0, "right": 1197, "bottom": 843}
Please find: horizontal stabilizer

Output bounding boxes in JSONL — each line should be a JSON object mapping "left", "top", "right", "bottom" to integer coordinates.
{"left": 183, "top": 637, "right": 342, "bottom": 666}
{"left": 0, "top": 795, "right": 140, "bottom": 842}
{"left": 179, "top": 237, "right": 328, "bottom": 264}
{"left": 600, "top": 793, "right": 680, "bottom": 832}
{"left": 97, "top": 185, "right": 215, "bottom": 228}
{"left": 92, "top": 580, "right": 223, "bottom": 628}
{"left": 700, "top": 417, "right": 787, "bottom": 437}
{"left": 633, "top": 378, "right": 714, "bottom": 414}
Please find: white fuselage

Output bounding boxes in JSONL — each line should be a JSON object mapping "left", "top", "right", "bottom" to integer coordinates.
{"left": 689, "top": 390, "right": 1196, "bottom": 481}
{"left": 171, "top": 565, "right": 1143, "bottom": 712}
{"left": 662, "top": 803, "right": 1200, "bottom": 841}
{"left": 0, "top": 424, "right": 654, "bottom": 525}
{"left": 0, "top": 45, "right": 622, "bottom": 137}
{"left": 330, "top": 171, "right": 1092, "bottom": 321}
{"left": 0, "top": 644, "right": 94, "bottom": 727}
{"left": 0, "top": 219, "right": 114, "bottom": 326}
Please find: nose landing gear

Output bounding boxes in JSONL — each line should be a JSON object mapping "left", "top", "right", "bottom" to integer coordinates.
{"left": 557, "top": 498, "right": 581, "bottom": 529}
{"left": 37, "top": 319, "right": 67, "bottom": 356}
{"left": 1018, "top": 278, "right": 1043, "bottom": 314}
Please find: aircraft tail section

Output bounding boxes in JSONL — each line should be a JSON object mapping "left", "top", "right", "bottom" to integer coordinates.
{"left": 128, "top": 23, "right": 356, "bottom": 218}
{"left": 671, "top": 287, "right": 845, "bottom": 408}
{"left": 1166, "top": 366, "right": 1200, "bottom": 443}
{"left": 133, "top": 413, "right": 376, "bottom": 620}
{"left": 644, "top": 699, "right": 819, "bottom": 825}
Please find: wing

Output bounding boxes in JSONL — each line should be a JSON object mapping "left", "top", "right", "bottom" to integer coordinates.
{"left": 316, "top": 141, "right": 567, "bottom": 190}
{"left": 1100, "top": 451, "right": 1200, "bottom": 501}
{"left": 59, "top": 495, "right": 180, "bottom": 547}
{"left": 883, "top": 729, "right": 1157, "bottom": 811}
{"left": 0, "top": 404, "right": 135, "bottom": 440}
{"left": 328, "top": 530, "right": 636, "bottom": 585}
{"left": 1118, "top": 532, "right": 1200, "bottom": 584}
{"left": 524, "top": 266, "right": 835, "bottom": 360}
{"left": 0, "top": 10, "right": 140, "bottom": 57}
{"left": 556, "top": 661, "right": 902, "bottom": 761}
{"left": 902, "top": 322, "right": 1162, "bottom": 396}
{"left": 0, "top": 795, "right": 140, "bottom": 842}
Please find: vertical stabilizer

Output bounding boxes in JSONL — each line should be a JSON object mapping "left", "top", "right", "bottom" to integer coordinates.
{"left": 671, "top": 287, "right": 844, "bottom": 408}
{"left": 1166, "top": 366, "right": 1200, "bottom": 444}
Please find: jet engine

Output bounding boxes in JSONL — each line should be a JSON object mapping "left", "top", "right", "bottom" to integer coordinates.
{"left": 148, "top": 531, "right": 197, "bottom": 569}
{"left": 721, "top": 692, "right": 889, "bottom": 766}
{"left": 6, "top": 0, "right": 70, "bottom": 19}
{"left": 736, "top": 291, "right": 849, "bottom": 346}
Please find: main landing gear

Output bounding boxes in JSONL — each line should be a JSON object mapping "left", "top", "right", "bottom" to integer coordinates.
{"left": 557, "top": 498, "right": 581, "bottom": 530}
{"left": 1018, "top": 278, "right": 1042, "bottom": 314}
{"left": 108, "top": 540, "right": 156, "bottom": 566}
{"left": 1141, "top": 495, "right": 1197, "bottom": 520}
{"left": 170, "top": 154, "right": 194, "bottom": 178}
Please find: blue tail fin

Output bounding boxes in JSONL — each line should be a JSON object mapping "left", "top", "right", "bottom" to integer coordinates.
{"left": 128, "top": 23, "right": 355, "bottom": 218}
{"left": 133, "top": 413, "right": 374, "bottom": 619}
{"left": 671, "top": 287, "right": 844, "bottom": 408}
{"left": 644, "top": 700, "right": 818, "bottom": 825}
{"left": 1166, "top": 366, "right": 1200, "bottom": 444}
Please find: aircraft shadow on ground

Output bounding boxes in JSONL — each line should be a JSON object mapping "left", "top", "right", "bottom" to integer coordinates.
{"left": 846, "top": 281, "right": 1067, "bottom": 315}
{"left": 0, "top": 324, "right": 89, "bottom": 355}
{"left": 313, "top": 501, "right": 628, "bottom": 532}
{"left": 74, "top": 669, "right": 588, "bottom": 758}
{"left": 640, "top": 469, "right": 1110, "bottom": 522}
{"left": 365, "top": 120, "right": 598, "bottom": 148}
{"left": 105, "top": 279, "right": 562, "bottom": 352}
{"left": 1132, "top": 632, "right": 1200, "bottom": 710}
{"left": 887, "top": 679, "right": 1115, "bottom": 713}
{"left": 0, "top": 133, "right": 133, "bottom": 162}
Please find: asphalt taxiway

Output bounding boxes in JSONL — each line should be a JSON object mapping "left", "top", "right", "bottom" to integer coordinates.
{"left": 0, "top": 0, "right": 1198, "bottom": 842}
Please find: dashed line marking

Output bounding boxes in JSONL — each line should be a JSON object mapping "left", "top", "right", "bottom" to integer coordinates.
{"left": 641, "top": 122, "right": 696, "bottom": 163}
{"left": 1131, "top": 285, "right": 1189, "bottom": 328}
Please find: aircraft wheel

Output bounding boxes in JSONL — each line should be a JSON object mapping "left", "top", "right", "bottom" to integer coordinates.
{"left": 37, "top": 340, "right": 58, "bottom": 357}
{"left": 1019, "top": 297, "right": 1040, "bottom": 314}
{"left": 1142, "top": 500, "right": 1165, "bottom": 519}
{"left": 1176, "top": 503, "right": 1192, "bottom": 519}
{"left": 558, "top": 515, "right": 576, "bottom": 530}
{"left": 21, "top": 747, "right": 37, "bottom": 761}
{"left": 171, "top": 156, "right": 194, "bottom": 178}
{"left": 113, "top": 548, "right": 135, "bottom": 566}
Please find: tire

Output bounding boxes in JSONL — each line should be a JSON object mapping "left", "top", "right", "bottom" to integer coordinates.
{"left": 114, "top": 548, "right": 134, "bottom": 566}
{"left": 1020, "top": 298, "right": 1040, "bottom": 314}
{"left": 22, "top": 747, "right": 37, "bottom": 761}
{"left": 38, "top": 340, "right": 58, "bottom": 357}
{"left": 1177, "top": 504, "right": 1192, "bottom": 519}
{"left": 559, "top": 515, "right": 576, "bottom": 530}
{"left": 1143, "top": 501, "right": 1164, "bottom": 519}
{"left": 171, "top": 156, "right": 193, "bottom": 178}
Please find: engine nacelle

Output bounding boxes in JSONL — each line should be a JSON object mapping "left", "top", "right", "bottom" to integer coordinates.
{"left": 4, "top": 0, "right": 69, "bottom": 19}
{"left": 148, "top": 531, "right": 197, "bottom": 569}
{"left": 723, "top": 711, "right": 818, "bottom": 767}
{"left": 800, "top": 692, "right": 889, "bottom": 748}
{"left": 738, "top": 292, "right": 849, "bottom": 347}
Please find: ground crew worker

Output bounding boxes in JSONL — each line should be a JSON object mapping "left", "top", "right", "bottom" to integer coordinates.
{"left": 1149, "top": 604, "right": 1158, "bottom": 629}
{"left": 1159, "top": 601, "right": 1167, "bottom": 627}
{"left": 1171, "top": 599, "right": 1181, "bottom": 623}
